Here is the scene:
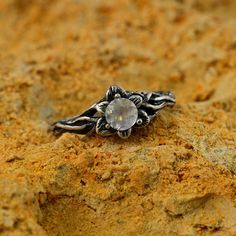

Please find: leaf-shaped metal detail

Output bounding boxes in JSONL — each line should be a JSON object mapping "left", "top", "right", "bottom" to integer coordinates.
{"left": 129, "top": 95, "right": 143, "bottom": 108}
{"left": 95, "top": 101, "right": 109, "bottom": 114}
{"left": 96, "top": 117, "right": 116, "bottom": 136}
{"left": 146, "top": 91, "right": 176, "bottom": 110}
{"left": 106, "top": 85, "right": 127, "bottom": 101}
{"left": 117, "top": 128, "right": 131, "bottom": 139}
{"left": 136, "top": 110, "right": 150, "bottom": 127}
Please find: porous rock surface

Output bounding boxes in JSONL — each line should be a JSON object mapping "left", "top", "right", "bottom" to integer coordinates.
{"left": 0, "top": 0, "right": 236, "bottom": 235}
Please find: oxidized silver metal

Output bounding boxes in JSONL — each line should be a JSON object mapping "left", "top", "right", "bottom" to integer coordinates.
{"left": 52, "top": 85, "right": 176, "bottom": 139}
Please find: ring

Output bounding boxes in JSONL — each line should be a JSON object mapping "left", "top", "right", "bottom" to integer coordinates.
{"left": 52, "top": 85, "right": 176, "bottom": 139}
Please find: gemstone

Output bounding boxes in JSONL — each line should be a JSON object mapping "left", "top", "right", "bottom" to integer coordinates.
{"left": 105, "top": 98, "right": 138, "bottom": 131}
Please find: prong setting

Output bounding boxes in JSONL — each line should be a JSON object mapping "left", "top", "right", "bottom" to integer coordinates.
{"left": 136, "top": 119, "right": 142, "bottom": 125}
{"left": 105, "top": 123, "right": 111, "bottom": 129}
{"left": 114, "top": 93, "right": 121, "bottom": 98}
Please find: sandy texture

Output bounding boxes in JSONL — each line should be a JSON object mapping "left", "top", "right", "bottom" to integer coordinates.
{"left": 0, "top": 0, "right": 236, "bottom": 235}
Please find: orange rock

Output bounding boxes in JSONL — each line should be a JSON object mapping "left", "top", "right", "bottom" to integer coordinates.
{"left": 0, "top": 0, "right": 236, "bottom": 235}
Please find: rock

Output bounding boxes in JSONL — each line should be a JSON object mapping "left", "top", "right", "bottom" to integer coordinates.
{"left": 0, "top": 175, "right": 46, "bottom": 236}
{"left": 163, "top": 193, "right": 211, "bottom": 216}
{"left": 0, "top": 0, "right": 236, "bottom": 235}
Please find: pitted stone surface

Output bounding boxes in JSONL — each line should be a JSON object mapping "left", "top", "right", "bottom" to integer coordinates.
{"left": 1, "top": 1, "right": 236, "bottom": 236}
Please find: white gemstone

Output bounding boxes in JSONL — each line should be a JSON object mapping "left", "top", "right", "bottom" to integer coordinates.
{"left": 105, "top": 98, "right": 138, "bottom": 131}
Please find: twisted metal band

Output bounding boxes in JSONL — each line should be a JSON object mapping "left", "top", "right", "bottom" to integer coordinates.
{"left": 52, "top": 85, "right": 176, "bottom": 139}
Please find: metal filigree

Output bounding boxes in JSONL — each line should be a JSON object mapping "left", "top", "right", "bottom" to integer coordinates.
{"left": 52, "top": 85, "right": 176, "bottom": 139}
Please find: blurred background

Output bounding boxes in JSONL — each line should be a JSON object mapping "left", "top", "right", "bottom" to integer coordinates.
{"left": 0, "top": 0, "right": 236, "bottom": 128}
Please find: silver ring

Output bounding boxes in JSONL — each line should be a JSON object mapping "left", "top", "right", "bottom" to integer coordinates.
{"left": 52, "top": 85, "right": 176, "bottom": 139}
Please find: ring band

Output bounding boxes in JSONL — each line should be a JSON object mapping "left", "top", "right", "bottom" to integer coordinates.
{"left": 52, "top": 85, "right": 176, "bottom": 139}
